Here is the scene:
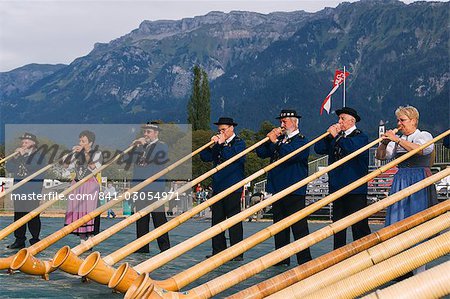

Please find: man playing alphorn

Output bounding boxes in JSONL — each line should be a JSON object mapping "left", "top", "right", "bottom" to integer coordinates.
{"left": 130, "top": 122, "right": 170, "bottom": 253}
{"left": 6, "top": 133, "right": 44, "bottom": 249}
{"left": 200, "top": 117, "right": 246, "bottom": 261}
{"left": 314, "top": 107, "right": 370, "bottom": 249}
{"left": 256, "top": 109, "right": 312, "bottom": 266}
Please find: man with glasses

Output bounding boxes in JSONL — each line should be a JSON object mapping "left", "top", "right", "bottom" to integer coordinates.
{"left": 200, "top": 117, "right": 246, "bottom": 261}
{"left": 256, "top": 109, "right": 312, "bottom": 266}
{"left": 315, "top": 107, "right": 370, "bottom": 250}
{"left": 129, "top": 121, "right": 170, "bottom": 253}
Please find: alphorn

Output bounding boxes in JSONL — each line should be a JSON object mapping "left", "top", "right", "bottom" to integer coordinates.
{"left": 0, "top": 152, "right": 19, "bottom": 165}
{"left": 75, "top": 132, "right": 329, "bottom": 285}
{"left": 7, "top": 140, "right": 213, "bottom": 276}
{"left": 0, "top": 146, "right": 132, "bottom": 241}
{"left": 125, "top": 132, "right": 449, "bottom": 298}
{"left": 122, "top": 130, "right": 446, "bottom": 295}
{"left": 0, "top": 151, "right": 72, "bottom": 200}
{"left": 232, "top": 199, "right": 450, "bottom": 299}
{"left": 267, "top": 210, "right": 450, "bottom": 298}
{"left": 130, "top": 165, "right": 450, "bottom": 299}
{"left": 108, "top": 130, "right": 396, "bottom": 292}
{"left": 39, "top": 135, "right": 266, "bottom": 276}
{"left": 361, "top": 260, "right": 450, "bottom": 299}
{"left": 0, "top": 144, "right": 135, "bottom": 271}
{"left": 304, "top": 230, "right": 450, "bottom": 299}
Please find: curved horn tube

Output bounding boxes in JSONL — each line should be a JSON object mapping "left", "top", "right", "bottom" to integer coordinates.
{"left": 10, "top": 249, "right": 55, "bottom": 276}
{"left": 124, "top": 273, "right": 154, "bottom": 299}
{"left": 109, "top": 263, "right": 140, "bottom": 293}
{"left": 78, "top": 252, "right": 116, "bottom": 284}
{"left": 0, "top": 255, "right": 14, "bottom": 271}
{"left": 52, "top": 246, "right": 85, "bottom": 275}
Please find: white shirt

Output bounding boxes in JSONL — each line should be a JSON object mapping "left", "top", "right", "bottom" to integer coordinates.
{"left": 225, "top": 134, "right": 236, "bottom": 145}
{"left": 68, "top": 150, "right": 102, "bottom": 171}
{"left": 149, "top": 138, "right": 159, "bottom": 145}
{"left": 384, "top": 129, "right": 434, "bottom": 159}
{"left": 343, "top": 125, "right": 357, "bottom": 137}
{"left": 286, "top": 129, "right": 300, "bottom": 139}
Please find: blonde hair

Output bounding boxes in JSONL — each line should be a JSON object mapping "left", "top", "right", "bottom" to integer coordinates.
{"left": 395, "top": 105, "right": 419, "bottom": 124}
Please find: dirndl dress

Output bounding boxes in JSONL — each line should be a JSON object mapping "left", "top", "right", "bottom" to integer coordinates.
{"left": 64, "top": 177, "right": 100, "bottom": 234}
{"left": 64, "top": 150, "right": 102, "bottom": 235}
{"left": 385, "top": 154, "right": 437, "bottom": 226}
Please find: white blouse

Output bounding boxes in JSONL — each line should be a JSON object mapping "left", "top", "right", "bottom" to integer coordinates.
{"left": 384, "top": 129, "right": 434, "bottom": 160}
{"left": 68, "top": 151, "right": 103, "bottom": 171}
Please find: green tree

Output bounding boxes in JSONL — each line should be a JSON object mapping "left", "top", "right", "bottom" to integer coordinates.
{"left": 238, "top": 128, "right": 270, "bottom": 187}
{"left": 187, "top": 65, "right": 210, "bottom": 130}
{"left": 200, "top": 69, "right": 211, "bottom": 129}
{"left": 256, "top": 120, "right": 276, "bottom": 140}
{"left": 160, "top": 123, "right": 193, "bottom": 181}
{"left": 239, "top": 128, "right": 257, "bottom": 146}
{"left": 191, "top": 129, "right": 214, "bottom": 187}
{"left": 187, "top": 66, "right": 201, "bottom": 129}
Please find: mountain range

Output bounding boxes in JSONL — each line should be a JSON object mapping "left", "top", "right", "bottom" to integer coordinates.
{"left": 0, "top": 0, "right": 448, "bottom": 141}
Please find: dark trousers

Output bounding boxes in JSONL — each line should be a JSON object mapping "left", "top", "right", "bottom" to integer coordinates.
{"left": 13, "top": 212, "right": 41, "bottom": 245}
{"left": 211, "top": 192, "right": 243, "bottom": 257}
{"left": 332, "top": 193, "right": 371, "bottom": 250}
{"left": 272, "top": 194, "right": 312, "bottom": 265}
{"left": 135, "top": 200, "right": 170, "bottom": 252}
{"left": 93, "top": 215, "right": 101, "bottom": 235}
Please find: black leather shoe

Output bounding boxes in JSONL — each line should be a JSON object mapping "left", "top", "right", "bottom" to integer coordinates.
{"left": 7, "top": 241, "right": 26, "bottom": 249}
{"left": 29, "top": 239, "right": 40, "bottom": 246}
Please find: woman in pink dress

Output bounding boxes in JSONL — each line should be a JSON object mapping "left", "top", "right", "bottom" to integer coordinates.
{"left": 64, "top": 130, "right": 102, "bottom": 241}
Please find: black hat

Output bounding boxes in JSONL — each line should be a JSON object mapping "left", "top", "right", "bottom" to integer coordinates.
{"left": 214, "top": 117, "right": 238, "bottom": 126}
{"left": 335, "top": 107, "right": 361, "bottom": 122}
{"left": 276, "top": 109, "right": 301, "bottom": 119}
{"left": 18, "top": 132, "right": 38, "bottom": 144}
{"left": 141, "top": 121, "right": 162, "bottom": 131}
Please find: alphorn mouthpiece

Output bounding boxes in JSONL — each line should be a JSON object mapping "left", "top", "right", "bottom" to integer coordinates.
{"left": 61, "top": 150, "right": 76, "bottom": 160}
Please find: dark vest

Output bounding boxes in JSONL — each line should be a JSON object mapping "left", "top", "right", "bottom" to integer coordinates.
{"left": 200, "top": 136, "right": 246, "bottom": 194}
{"left": 314, "top": 129, "right": 369, "bottom": 194}
{"left": 256, "top": 133, "right": 310, "bottom": 196}
{"left": 270, "top": 133, "right": 305, "bottom": 162}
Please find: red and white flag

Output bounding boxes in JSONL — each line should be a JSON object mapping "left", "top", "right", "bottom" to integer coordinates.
{"left": 320, "top": 70, "right": 350, "bottom": 115}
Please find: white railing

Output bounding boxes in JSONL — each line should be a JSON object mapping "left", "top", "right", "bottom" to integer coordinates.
{"left": 308, "top": 155, "right": 329, "bottom": 175}
{"left": 253, "top": 180, "right": 267, "bottom": 195}
{"left": 434, "top": 143, "right": 450, "bottom": 165}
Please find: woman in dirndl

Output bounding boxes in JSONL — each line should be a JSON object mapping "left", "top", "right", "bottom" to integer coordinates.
{"left": 64, "top": 130, "right": 103, "bottom": 241}
{"left": 376, "top": 105, "right": 437, "bottom": 225}
{"left": 376, "top": 105, "right": 437, "bottom": 275}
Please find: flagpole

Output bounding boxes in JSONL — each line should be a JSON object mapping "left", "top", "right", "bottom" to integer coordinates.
{"left": 343, "top": 66, "right": 346, "bottom": 107}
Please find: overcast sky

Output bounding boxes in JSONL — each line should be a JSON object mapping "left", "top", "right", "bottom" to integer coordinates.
{"left": 0, "top": 0, "right": 444, "bottom": 72}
